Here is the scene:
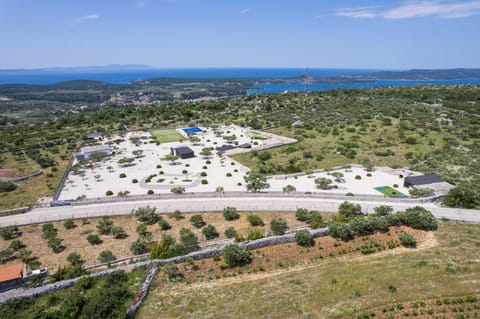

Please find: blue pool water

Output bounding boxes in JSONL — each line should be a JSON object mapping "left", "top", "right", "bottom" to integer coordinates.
{"left": 183, "top": 127, "right": 202, "bottom": 134}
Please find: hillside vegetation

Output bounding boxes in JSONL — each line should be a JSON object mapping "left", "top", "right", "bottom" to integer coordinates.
{"left": 0, "top": 85, "right": 479, "bottom": 209}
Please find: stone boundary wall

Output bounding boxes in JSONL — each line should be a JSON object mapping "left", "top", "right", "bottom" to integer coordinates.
{"left": 53, "top": 155, "right": 75, "bottom": 200}
{"left": 0, "top": 228, "right": 328, "bottom": 303}
{"left": 71, "top": 190, "right": 438, "bottom": 207}
{"left": 126, "top": 264, "right": 158, "bottom": 319}
{"left": 0, "top": 206, "right": 30, "bottom": 217}
{"left": 0, "top": 170, "right": 42, "bottom": 183}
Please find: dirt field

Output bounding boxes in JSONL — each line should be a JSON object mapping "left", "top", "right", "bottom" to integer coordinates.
{"left": 0, "top": 211, "right": 308, "bottom": 269}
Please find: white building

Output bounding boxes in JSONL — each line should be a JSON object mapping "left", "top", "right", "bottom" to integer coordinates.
{"left": 74, "top": 145, "right": 113, "bottom": 161}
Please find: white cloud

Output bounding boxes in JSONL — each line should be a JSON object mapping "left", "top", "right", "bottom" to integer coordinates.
{"left": 239, "top": 8, "right": 251, "bottom": 15}
{"left": 335, "top": 1, "right": 480, "bottom": 19}
{"left": 79, "top": 14, "right": 100, "bottom": 21}
{"left": 66, "top": 14, "right": 100, "bottom": 26}
{"left": 135, "top": 1, "right": 146, "bottom": 8}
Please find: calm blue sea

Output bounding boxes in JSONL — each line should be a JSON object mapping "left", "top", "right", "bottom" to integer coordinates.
{"left": 247, "top": 78, "right": 480, "bottom": 94}
{"left": 0, "top": 68, "right": 479, "bottom": 94}
{"left": 0, "top": 68, "right": 374, "bottom": 85}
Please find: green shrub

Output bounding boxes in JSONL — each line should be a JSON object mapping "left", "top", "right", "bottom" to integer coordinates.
{"left": 67, "top": 252, "right": 83, "bottom": 265}
{"left": 247, "top": 214, "right": 264, "bottom": 226}
{"left": 201, "top": 171, "right": 207, "bottom": 177}
{"left": 295, "top": 230, "right": 314, "bottom": 246}
{"left": 119, "top": 173, "right": 126, "bottom": 178}
{"left": 98, "top": 250, "right": 116, "bottom": 263}
{"left": 132, "top": 179, "right": 138, "bottom": 183}
{"left": 399, "top": 232, "right": 416, "bottom": 248}
{"left": 86, "top": 233, "right": 102, "bottom": 245}
{"left": 63, "top": 219, "right": 76, "bottom": 230}
{"left": 398, "top": 207, "right": 437, "bottom": 230}
{"left": 355, "top": 175, "right": 361, "bottom": 180}
{"left": 309, "top": 211, "right": 324, "bottom": 229}
{"left": 158, "top": 219, "right": 171, "bottom": 230}
{"left": 270, "top": 218, "right": 288, "bottom": 235}
{"left": 111, "top": 226, "right": 126, "bottom": 239}
{"left": 106, "top": 190, "right": 113, "bottom": 196}
{"left": 202, "top": 224, "right": 219, "bottom": 240}
{"left": 245, "top": 227, "right": 264, "bottom": 240}
{"left": 201, "top": 179, "right": 208, "bottom": 184}
{"left": 224, "top": 226, "right": 237, "bottom": 238}
{"left": 41, "top": 223, "right": 58, "bottom": 240}
{"left": 96, "top": 217, "right": 113, "bottom": 235}
{"left": 9, "top": 239, "right": 24, "bottom": 251}
{"left": 328, "top": 222, "right": 353, "bottom": 241}
{"left": 130, "top": 238, "right": 149, "bottom": 255}
{"left": 189, "top": 214, "right": 206, "bottom": 228}
{"left": 295, "top": 208, "right": 310, "bottom": 222}
{"left": 223, "top": 244, "right": 251, "bottom": 267}
{"left": 339, "top": 201, "right": 362, "bottom": 218}
{"left": 223, "top": 207, "right": 240, "bottom": 221}
{"left": 170, "top": 186, "right": 185, "bottom": 194}
{"left": 0, "top": 226, "right": 20, "bottom": 240}
{"left": 0, "top": 181, "right": 18, "bottom": 193}
{"left": 134, "top": 206, "right": 160, "bottom": 225}
{"left": 147, "top": 189, "right": 154, "bottom": 195}
{"left": 170, "top": 210, "right": 184, "bottom": 220}
{"left": 179, "top": 228, "right": 199, "bottom": 253}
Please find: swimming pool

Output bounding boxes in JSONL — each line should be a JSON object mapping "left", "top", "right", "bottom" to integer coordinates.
{"left": 182, "top": 127, "right": 202, "bottom": 134}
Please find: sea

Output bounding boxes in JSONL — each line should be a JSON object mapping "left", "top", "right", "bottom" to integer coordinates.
{"left": 1, "top": 68, "right": 480, "bottom": 94}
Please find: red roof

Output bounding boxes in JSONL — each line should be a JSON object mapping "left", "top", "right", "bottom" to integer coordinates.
{"left": 0, "top": 263, "right": 24, "bottom": 282}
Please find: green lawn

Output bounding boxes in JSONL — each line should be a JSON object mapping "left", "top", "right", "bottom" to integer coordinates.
{"left": 151, "top": 129, "right": 185, "bottom": 143}
{"left": 375, "top": 186, "right": 407, "bottom": 198}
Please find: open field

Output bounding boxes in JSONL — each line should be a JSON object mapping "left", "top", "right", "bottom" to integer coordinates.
{"left": 0, "top": 211, "right": 308, "bottom": 270}
{"left": 358, "top": 294, "right": 480, "bottom": 319}
{"left": 150, "top": 129, "right": 185, "bottom": 143}
{"left": 138, "top": 221, "right": 480, "bottom": 319}
{"left": 0, "top": 143, "right": 77, "bottom": 210}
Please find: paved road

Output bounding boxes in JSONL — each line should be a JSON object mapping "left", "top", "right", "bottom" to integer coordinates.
{"left": 1, "top": 197, "right": 479, "bottom": 226}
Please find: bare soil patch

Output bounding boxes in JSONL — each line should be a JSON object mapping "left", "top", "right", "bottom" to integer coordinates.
{"left": 0, "top": 211, "right": 306, "bottom": 269}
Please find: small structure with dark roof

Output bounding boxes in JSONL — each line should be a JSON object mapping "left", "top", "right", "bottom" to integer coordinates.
{"left": 239, "top": 143, "right": 252, "bottom": 149}
{"left": 86, "top": 131, "right": 104, "bottom": 140}
{"left": 404, "top": 174, "right": 453, "bottom": 195}
{"left": 215, "top": 145, "right": 236, "bottom": 154}
{"left": 171, "top": 146, "right": 194, "bottom": 159}
{"left": 404, "top": 174, "right": 443, "bottom": 187}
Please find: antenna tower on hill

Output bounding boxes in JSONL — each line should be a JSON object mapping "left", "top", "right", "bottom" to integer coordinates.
{"left": 304, "top": 67, "right": 309, "bottom": 95}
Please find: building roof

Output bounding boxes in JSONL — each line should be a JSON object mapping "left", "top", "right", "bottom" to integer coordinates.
{"left": 86, "top": 131, "right": 103, "bottom": 139}
{"left": 80, "top": 145, "right": 112, "bottom": 154}
{"left": 405, "top": 174, "right": 444, "bottom": 186}
{"left": 174, "top": 146, "right": 194, "bottom": 155}
{"left": 0, "top": 263, "right": 24, "bottom": 283}
{"left": 215, "top": 145, "right": 236, "bottom": 153}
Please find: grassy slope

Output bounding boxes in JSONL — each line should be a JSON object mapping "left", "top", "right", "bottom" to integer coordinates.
{"left": 138, "top": 222, "right": 480, "bottom": 319}
{"left": 233, "top": 119, "right": 448, "bottom": 174}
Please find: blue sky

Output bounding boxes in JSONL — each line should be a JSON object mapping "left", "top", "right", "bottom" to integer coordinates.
{"left": 1, "top": 0, "right": 479, "bottom": 69}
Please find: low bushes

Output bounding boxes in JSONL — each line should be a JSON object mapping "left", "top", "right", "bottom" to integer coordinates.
{"left": 328, "top": 206, "right": 437, "bottom": 241}
{"left": 223, "top": 207, "right": 240, "bottom": 221}
{"left": 247, "top": 214, "right": 264, "bottom": 226}
{"left": 295, "top": 230, "right": 314, "bottom": 246}
{"left": 223, "top": 244, "right": 251, "bottom": 267}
